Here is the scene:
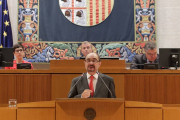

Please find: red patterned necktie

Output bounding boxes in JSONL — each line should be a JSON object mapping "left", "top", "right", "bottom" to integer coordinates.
{"left": 89, "top": 75, "right": 94, "bottom": 97}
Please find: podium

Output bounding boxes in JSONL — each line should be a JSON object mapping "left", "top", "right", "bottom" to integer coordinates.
{"left": 56, "top": 98, "right": 124, "bottom": 120}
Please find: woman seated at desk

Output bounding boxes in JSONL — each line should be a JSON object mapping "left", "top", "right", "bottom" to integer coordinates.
{"left": 5, "top": 43, "right": 34, "bottom": 69}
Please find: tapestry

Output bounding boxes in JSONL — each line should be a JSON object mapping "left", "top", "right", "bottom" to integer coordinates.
{"left": 135, "top": 0, "right": 156, "bottom": 42}
{"left": 17, "top": 0, "right": 156, "bottom": 62}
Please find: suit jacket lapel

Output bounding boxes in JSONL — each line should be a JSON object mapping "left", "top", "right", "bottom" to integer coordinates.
{"left": 94, "top": 73, "right": 103, "bottom": 97}
{"left": 142, "top": 54, "right": 147, "bottom": 63}
{"left": 81, "top": 73, "right": 89, "bottom": 90}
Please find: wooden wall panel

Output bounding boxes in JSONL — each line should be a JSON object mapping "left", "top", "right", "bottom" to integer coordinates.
{"left": 106, "top": 74, "right": 124, "bottom": 98}
{"left": 163, "top": 107, "right": 180, "bottom": 120}
{"left": 0, "top": 75, "right": 16, "bottom": 104}
{"left": 16, "top": 74, "right": 51, "bottom": 103}
{"left": 52, "top": 74, "right": 80, "bottom": 99}
{"left": 0, "top": 107, "right": 16, "bottom": 120}
{"left": 125, "top": 74, "right": 180, "bottom": 104}
{"left": 17, "top": 108, "right": 55, "bottom": 120}
{"left": 2, "top": 69, "right": 180, "bottom": 104}
{"left": 125, "top": 108, "right": 162, "bottom": 120}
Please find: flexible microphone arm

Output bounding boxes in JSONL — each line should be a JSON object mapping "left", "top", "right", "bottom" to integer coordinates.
{"left": 67, "top": 73, "right": 84, "bottom": 97}
{"left": 97, "top": 72, "right": 113, "bottom": 98}
{"left": 130, "top": 63, "right": 145, "bottom": 65}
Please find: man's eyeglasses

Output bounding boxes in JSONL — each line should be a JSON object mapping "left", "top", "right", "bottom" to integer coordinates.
{"left": 15, "top": 49, "right": 23, "bottom": 53}
{"left": 85, "top": 59, "right": 99, "bottom": 64}
{"left": 147, "top": 53, "right": 157, "bottom": 56}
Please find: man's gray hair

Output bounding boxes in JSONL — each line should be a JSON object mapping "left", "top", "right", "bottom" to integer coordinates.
{"left": 81, "top": 41, "right": 92, "bottom": 48}
{"left": 82, "top": 41, "right": 91, "bottom": 45}
{"left": 144, "top": 42, "right": 156, "bottom": 51}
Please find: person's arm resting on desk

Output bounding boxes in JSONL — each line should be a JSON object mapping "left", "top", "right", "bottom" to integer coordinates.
{"left": 130, "top": 55, "right": 139, "bottom": 69}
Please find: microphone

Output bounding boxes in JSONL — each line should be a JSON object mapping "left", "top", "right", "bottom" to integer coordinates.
{"left": 130, "top": 63, "right": 145, "bottom": 65}
{"left": 97, "top": 72, "right": 113, "bottom": 98}
{"left": 67, "top": 73, "right": 84, "bottom": 98}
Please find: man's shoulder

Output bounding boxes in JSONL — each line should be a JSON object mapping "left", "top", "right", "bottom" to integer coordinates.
{"left": 100, "top": 73, "right": 113, "bottom": 80}
{"left": 134, "top": 54, "right": 146, "bottom": 62}
{"left": 134, "top": 54, "right": 145, "bottom": 59}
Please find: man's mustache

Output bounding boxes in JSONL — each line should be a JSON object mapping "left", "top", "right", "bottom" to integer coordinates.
{"left": 88, "top": 65, "right": 95, "bottom": 67}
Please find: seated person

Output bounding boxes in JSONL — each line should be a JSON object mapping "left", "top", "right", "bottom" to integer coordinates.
{"left": 81, "top": 41, "right": 93, "bottom": 57}
{"left": 130, "top": 41, "right": 159, "bottom": 69}
{"left": 5, "top": 43, "right": 34, "bottom": 69}
{"left": 74, "top": 41, "right": 93, "bottom": 59}
{"left": 68, "top": 53, "right": 116, "bottom": 98}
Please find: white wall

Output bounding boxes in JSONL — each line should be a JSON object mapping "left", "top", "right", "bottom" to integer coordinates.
{"left": 7, "top": 0, "right": 18, "bottom": 44}
{"left": 156, "top": 0, "right": 180, "bottom": 48}
{"left": 7, "top": 0, "right": 180, "bottom": 48}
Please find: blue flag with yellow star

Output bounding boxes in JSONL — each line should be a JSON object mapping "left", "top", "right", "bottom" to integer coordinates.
{"left": 0, "top": 0, "right": 13, "bottom": 47}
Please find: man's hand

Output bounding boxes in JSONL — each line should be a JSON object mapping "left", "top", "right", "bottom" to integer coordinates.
{"left": 81, "top": 89, "right": 93, "bottom": 98}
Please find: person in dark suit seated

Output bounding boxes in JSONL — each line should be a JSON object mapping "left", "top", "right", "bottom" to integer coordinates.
{"left": 5, "top": 43, "right": 34, "bottom": 69}
{"left": 81, "top": 41, "right": 93, "bottom": 57}
{"left": 68, "top": 53, "right": 116, "bottom": 98}
{"left": 130, "top": 41, "right": 159, "bottom": 69}
{"left": 74, "top": 41, "right": 93, "bottom": 59}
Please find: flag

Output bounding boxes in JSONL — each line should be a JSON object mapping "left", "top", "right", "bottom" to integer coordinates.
{"left": 0, "top": 0, "right": 13, "bottom": 47}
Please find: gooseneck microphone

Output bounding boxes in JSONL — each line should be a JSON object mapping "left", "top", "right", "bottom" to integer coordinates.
{"left": 67, "top": 73, "right": 84, "bottom": 97}
{"left": 130, "top": 63, "right": 145, "bottom": 65}
{"left": 97, "top": 72, "right": 113, "bottom": 98}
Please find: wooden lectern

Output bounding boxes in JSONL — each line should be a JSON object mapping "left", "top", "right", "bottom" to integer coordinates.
{"left": 56, "top": 98, "right": 124, "bottom": 120}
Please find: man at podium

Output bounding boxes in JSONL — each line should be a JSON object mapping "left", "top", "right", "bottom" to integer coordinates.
{"left": 68, "top": 53, "right": 116, "bottom": 98}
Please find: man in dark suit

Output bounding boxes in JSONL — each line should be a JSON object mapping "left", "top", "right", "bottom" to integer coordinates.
{"left": 74, "top": 41, "right": 93, "bottom": 60}
{"left": 68, "top": 53, "right": 116, "bottom": 98}
{"left": 81, "top": 41, "right": 93, "bottom": 57}
{"left": 130, "top": 42, "right": 159, "bottom": 69}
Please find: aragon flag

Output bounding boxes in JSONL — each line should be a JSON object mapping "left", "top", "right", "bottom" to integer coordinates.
{"left": 39, "top": 0, "right": 134, "bottom": 42}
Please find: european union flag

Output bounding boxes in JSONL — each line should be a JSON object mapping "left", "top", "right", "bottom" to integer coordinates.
{"left": 0, "top": 0, "right": 13, "bottom": 47}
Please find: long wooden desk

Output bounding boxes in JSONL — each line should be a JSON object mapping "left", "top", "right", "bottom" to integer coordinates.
{"left": 3, "top": 100, "right": 180, "bottom": 120}
{"left": 0, "top": 68, "right": 180, "bottom": 104}
{"left": 0, "top": 100, "right": 164, "bottom": 120}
